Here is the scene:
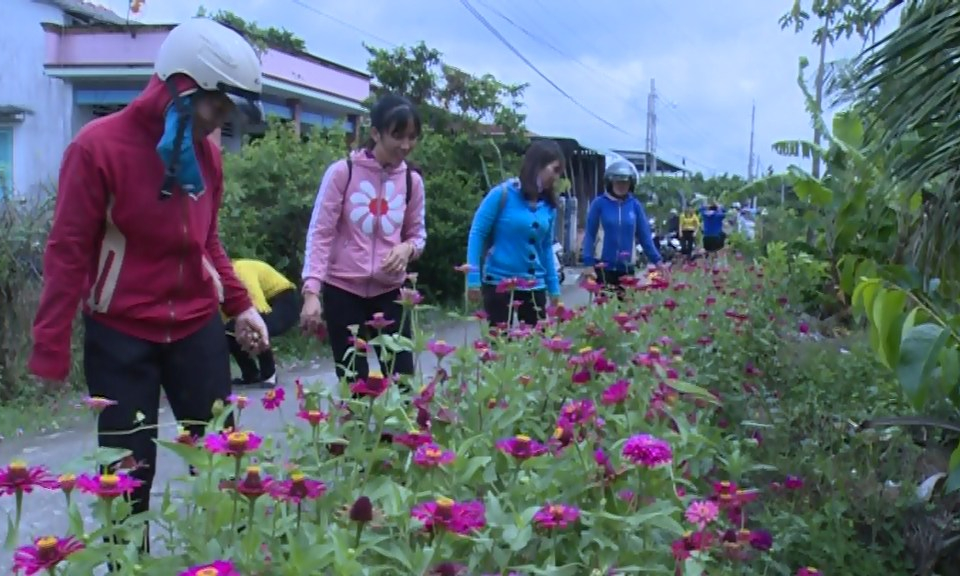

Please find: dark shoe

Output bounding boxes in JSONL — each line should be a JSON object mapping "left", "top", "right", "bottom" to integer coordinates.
{"left": 231, "top": 376, "right": 261, "bottom": 388}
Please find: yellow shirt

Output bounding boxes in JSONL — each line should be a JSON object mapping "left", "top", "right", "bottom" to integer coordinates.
{"left": 227, "top": 259, "right": 296, "bottom": 317}
{"left": 680, "top": 214, "right": 700, "bottom": 232}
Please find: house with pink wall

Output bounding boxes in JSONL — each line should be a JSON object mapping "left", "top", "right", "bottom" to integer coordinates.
{"left": 1, "top": 0, "right": 371, "bottom": 197}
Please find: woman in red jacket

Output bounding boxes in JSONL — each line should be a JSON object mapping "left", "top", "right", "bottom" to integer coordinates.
{"left": 28, "top": 18, "right": 269, "bottom": 538}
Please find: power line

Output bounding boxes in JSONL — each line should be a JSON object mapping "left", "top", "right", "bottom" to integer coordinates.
{"left": 458, "top": 0, "right": 636, "bottom": 137}
{"left": 289, "top": 0, "right": 397, "bottom": 47}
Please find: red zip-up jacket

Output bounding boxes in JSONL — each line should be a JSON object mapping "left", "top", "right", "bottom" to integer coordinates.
{"left": 29, "top": 75, "right": 252, "bottom": 381}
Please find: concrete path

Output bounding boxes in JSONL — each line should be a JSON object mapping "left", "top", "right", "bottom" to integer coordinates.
{"left": 0, "top": 273, "right": 587, "bottom": 571}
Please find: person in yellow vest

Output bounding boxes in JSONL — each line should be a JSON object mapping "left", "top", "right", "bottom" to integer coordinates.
{"left": 679, "top": 208, "right": 700, "bottom": 259}
{"left": 224, "top": 259, "right": 299, "bottom": 388}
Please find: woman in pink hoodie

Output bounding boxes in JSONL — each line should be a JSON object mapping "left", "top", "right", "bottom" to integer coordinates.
{"left": 300, "top": 94, "right": 427, "bottom": 388}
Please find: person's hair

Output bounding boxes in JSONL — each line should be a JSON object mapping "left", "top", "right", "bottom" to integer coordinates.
{"left": 362, "top": 93, "right": 422, "bottom": 151}
{"left": 518, "top": 139, "right": 565, "bottom": 208}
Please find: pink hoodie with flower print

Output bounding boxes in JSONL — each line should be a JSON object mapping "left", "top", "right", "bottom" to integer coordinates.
{"left": 302, "top": 150, "right": 427, "bottom": 298}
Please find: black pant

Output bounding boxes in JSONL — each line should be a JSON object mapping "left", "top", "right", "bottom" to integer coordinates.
{"left": 704, "top": 234, "right": 725, "bottom": 253}
{"left": 321, "top": 283, "right": 414, "bottom": 382}
{"left": 680, "top": 230, "right": 696, "bottom": 256}
{"left": 595, "top": 266, "right": 633, "bottom": 300}
{"left": 225, "top": 288, "right": 300, "bottom": 381}
{"left": 481, "top": 283, "right": 547, "bottom": 326}
{"left": 83, "top": 313, "right": 233, "bottom": 520}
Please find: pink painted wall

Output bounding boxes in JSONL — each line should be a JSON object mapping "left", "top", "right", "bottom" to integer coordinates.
{"left": 44, "top": 29, "right": 370, "bottom": 103}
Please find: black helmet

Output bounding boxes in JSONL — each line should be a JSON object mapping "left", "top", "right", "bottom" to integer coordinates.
{"left": 604, "top": 160, "right": 637, "bottom": 193}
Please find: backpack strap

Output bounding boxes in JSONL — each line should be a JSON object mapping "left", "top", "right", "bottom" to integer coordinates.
{"left": 405, "top": 166, "right": 413, "bottom": 205}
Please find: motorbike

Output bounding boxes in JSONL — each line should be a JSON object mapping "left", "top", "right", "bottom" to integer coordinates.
{"left": 552, "top": 241, "right": 566, "bottom": 284}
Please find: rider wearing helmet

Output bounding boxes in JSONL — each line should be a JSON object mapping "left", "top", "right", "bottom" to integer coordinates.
{"left": 581, "top": 160, "right": 661, "bottom": 294}
{"left": 29, "top": 18, "right": 269, "bottom": 527}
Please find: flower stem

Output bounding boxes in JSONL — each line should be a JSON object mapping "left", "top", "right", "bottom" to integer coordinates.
{"left": 352, "top": 522, "right": 364, "bottom": 549}
{"left": 296, "top": 502, "right": 303, "bottom": 532}
{"left": 229, "top": 458, "right": 242, "bottom": 543}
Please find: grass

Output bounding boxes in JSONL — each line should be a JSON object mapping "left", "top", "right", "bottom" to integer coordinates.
{"left": 0, "top": 388, "right": 87, "bottom": 443}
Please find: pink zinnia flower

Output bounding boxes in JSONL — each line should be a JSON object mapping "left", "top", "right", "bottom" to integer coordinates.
{"left": 365, "top": 312, "right": 395, "bottom": 330}
{"left": 684, "top": 499, "right": 719, "bottom": 529}
{"left": 413, "top": 443, "right": 456, "bottom": 467}
{"left": 427, "top": 339, "right": 457, "bottom": 359}
{"left": 532, "top": 503, "right": 580, "bottom": 529}
{"left": 297, "top": 409, "right": 328, "bottom": 427}
{"left": 496, "top": 435, "right": 547, "bottom": 460}
{"left": 397, "top": 287, "right": 423, "bottom": 307}
{"left": 600, "top": 380, "right": 630, "bottom": 405}
{"left": 179, "top": 560, "right": 241, "bottom": 576}
{"left": 12, "top": 536, "right": 84, "bottom": 575}
{"left": 261, "top": 387, "right": 285, "bottom": 411}
{"left": 411, "top": 497, "right": 486, "bottom": 534}
{"left": 0, "top": 461, "right": 58, "bottom": 495}
{"left": 75, "top": 473, "right": 142, "bottom": 499}
{"left": 204, "top": 430, "right": 263, "bottom": 457}
{"left": 79, "top": 396, "right": 117, "bottom": 413}
{"left": 542, "top": 336, "right": 573, "bottom": 353}
{"left": 796, "top": 568, "right": 821, "bottom": 576}
{"left": 621, "top": 434, "right": 672, "bottom": 468}
{"left": 270, "top": 472, "right": 326, "bottom": 504}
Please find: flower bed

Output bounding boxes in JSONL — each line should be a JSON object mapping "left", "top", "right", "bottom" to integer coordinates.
{"left": 2, "top": 259, "right": 829, "bottom": 576}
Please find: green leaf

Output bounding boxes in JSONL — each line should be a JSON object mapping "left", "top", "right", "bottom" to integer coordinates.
{"left": 873, "top": 288, "right": 907, "bottom": 367}
{"left": 832, "top": 110, "right": 864, "bottom": 148}
{"left": 946, "top": 445, "right": 960, "bottom": 493}
{"left": 897, "top": 323, "right": 950, "bottom": 409}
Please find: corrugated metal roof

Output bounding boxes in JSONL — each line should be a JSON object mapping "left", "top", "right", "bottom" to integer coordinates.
{"left": 35, "top": 0, "right": 127, "bottom": 25}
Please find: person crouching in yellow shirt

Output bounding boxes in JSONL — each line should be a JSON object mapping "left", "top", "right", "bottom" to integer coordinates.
{"left": 224, "top": 259, "right": 299, "bottom": 388}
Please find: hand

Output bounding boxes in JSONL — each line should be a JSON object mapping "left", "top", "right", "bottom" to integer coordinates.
{"left": 300, "top": 292, "right": 324, "bottom": 333}
{"left": 381, "top": 243, "right": 414, "bottom": 274}
{"left": 235, "top": 307, "right": 270, "bottom": 354}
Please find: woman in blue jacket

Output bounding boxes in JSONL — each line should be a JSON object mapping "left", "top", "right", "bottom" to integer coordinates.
{"left": 466, "top": 140, "right": 565, "bottom": 326}
{"left": 581, "top": 160, "right": 661, "bottom": 293}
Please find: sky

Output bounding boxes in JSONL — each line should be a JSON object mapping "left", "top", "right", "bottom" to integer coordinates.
{"left": 96, "top": 0, "right": 897, "bottom": 177}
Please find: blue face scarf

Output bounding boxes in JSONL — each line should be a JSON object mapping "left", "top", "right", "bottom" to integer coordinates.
{"left": 157, "top": 95, "right": 205, "bottom": 198}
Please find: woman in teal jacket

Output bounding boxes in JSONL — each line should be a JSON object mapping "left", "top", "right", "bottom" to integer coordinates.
{"left": 465, "top": 140, "right": 565, "bottom": 326}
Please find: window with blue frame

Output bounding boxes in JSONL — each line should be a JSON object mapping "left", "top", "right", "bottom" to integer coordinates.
{"left": 0, "top": 127, "right": 12, "bottom": 196}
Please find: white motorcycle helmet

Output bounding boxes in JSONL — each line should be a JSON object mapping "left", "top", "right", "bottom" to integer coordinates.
{"left": 155, "top": 17, "right": 264, "bottom": 122}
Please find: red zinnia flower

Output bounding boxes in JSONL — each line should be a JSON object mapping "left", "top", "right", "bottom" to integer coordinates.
{"left": 349, "top": 372, "right": 391, "bottom": 398}
{"left": 221, "top": 466, "right": 273, "bottom": 500}
{"left": 296, "top": 409, "right": 328, "bottom": 427}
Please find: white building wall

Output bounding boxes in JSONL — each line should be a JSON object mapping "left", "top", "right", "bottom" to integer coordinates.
{"left": 0, "top": 0, "right": 74, "bottom": 198}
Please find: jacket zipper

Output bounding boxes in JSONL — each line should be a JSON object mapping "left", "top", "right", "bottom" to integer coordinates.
{"left": 166, "top": 193, "right": 189, "bottom": 343}
{"left": 616, "top": 199, "right": 623, "bottom": 269}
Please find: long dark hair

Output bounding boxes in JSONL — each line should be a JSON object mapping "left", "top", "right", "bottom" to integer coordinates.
{"left": 518, "top": 139, "right": 565, "bottom": 208}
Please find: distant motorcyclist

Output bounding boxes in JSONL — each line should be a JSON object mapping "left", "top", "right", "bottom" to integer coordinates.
{"left": 581, "top": 160, "right": 660, "bottom": 295}
{"left": 666, "top": 208, "right": 680, "bottom": 237}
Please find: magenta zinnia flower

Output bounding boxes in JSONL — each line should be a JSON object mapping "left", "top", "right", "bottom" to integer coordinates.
{"left": 12, "top": 536, "right": 84, "bottom": 575}
{"left": 0, "top": 461, "right": 58, "bottom": 496}
{"left": 179, "top": 560, "right": 241, "bottom": 576}
{"left": 558, "top": 398, "right": 596, "bottom": 426}
{"left": 261, "top": 387, "right": 285, "bottom": 410}
{"left": 601, "top": 380, "right": 630, "bottom": 405}
{"left": 270, "top": 472, "right": 326, "bottom": 504}
{"left": 365, "top": 312, "right": 395, "bottom": 330}
{"left": 496, "top": 435, "right": 547, "bottom": 460}
{"left": 622, "top": 434, "right": 672, "bottom": 468}
{"left": 75, "top": 472, "right": 142, "bottom": 499}
{"left": 684, "top": 499, "right": 719, "bottom": 529}
{"left": 411, "top": 497, "right": 486, "bottom": 534}
{"left": 79, "top": 396, "right": 117, "bottom": 413}
{"left": 394, "top": 429, "right": 433, "bottom": 449}
{"left": 220, "top": 466, "right": 273, "bottom": 500}
{"left": 542, "top": 336, "right": 573, "bottom": 353}
{"left": 297, "top": 409, "right": 328, "bottom": 426}
{"left": 204, "top": 430, "right": 263, "bottom": 457}
{"left": 349, "top": 372, "right": 391, "bottom": 398}
{"left": 796, "top": 568, "right": 821, "bottom": 576}
{"left": 413, "top": 443, "right": 456, "bottom": 467}
{"left": 532, "top": 503, "right": 580, "bottom": 529}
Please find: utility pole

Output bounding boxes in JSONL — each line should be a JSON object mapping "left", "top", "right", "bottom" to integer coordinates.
{"left": 645, "top": 79, "right": 658, "bottom": 176}
{"left": 747, "top": 101, "right": 756, "bottom": 181}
